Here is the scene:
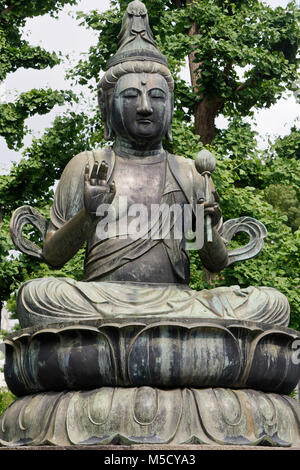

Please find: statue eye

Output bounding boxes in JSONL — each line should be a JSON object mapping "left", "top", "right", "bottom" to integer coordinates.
{"left": 122, "top": 89, "right": 139, "bottom": 98}
{"left": 149, "top": 89, "right": 165, "bottom": 99}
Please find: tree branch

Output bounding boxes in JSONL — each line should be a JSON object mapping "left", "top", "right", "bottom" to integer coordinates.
{"left": 223, "top": 59, "right": 233, "bottom": 79}
{"left": 236, "top": 83, "right": 248, "bottom": 92}
{"left": 0, "top": 3, "right": 15, "bottom": 16}
{"left": 235, "top": 77, "right": 258, "bottom": 93}
{"left": 172, "top": 0, "right": 185, "bottom": 7}
{"left": 235, "top": 72, "right": 272, "bottom": 94}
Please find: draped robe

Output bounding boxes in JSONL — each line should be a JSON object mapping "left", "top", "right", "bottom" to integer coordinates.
{"left": 17, "top": 148, "right": 290, "bottom": 328}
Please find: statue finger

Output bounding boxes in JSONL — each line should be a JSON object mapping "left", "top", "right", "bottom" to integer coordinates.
{"left": 110, "top": 181, "right": 116, "bottom": 194}
{"left": 84, "top": 163, "right": 90, "bottom": 182}
{"left": 204, "top": 201, "right": 219, "bottom": 209}
{"left": 98, "top": 161, "right": 108, "bottom": 183}
{"left": 90, "top": 161, "right": 99, "bottom": 180}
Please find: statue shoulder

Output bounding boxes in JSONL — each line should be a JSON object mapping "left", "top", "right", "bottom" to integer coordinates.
{"left": 59, "top": 150, "right": 90, "bottom": 180}
{"left": 168, "top": 153, "right": 194, "bottom": 168}
{"left": 167, "top": 152, "right": 209, "bottom": 207}
{"left": 167, "top": 152, "right": 197, "bottom": 182}
{"left": 60, "top": 148, "right": 114, "bottom": 180}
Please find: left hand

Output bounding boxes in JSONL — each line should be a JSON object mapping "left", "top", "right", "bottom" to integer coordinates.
{"left": 84, "top": 161, "right": 116, "bottom": 217}
{"left": 203, "top": 201, "right": 222, "bottom": 227}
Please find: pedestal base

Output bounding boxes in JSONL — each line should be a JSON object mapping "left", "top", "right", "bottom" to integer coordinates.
{"left": 0, "top": 387, "right": 299, "bottom": 447}
{"left": 4, "top": 319, "right": 300, "bottom": 395}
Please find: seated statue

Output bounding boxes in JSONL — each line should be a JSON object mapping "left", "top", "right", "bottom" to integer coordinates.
{"left": 12, "top": 0, "right": 289, "bottom": 328}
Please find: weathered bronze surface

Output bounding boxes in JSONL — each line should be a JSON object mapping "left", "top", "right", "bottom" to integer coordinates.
{"left": 9, "top": 0, "right": 289, "bottom": 327}
{"left": 2, "top": 0, "right": 299, "bottom": 447}
{"left": 0, "top": 387, "right": 299, "bottom": 447}
{"left": 4, "top": 319, "right": 300, "bottom": 396}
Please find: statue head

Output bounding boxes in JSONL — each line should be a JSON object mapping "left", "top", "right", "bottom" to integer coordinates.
{"left": 98, "top": 0, "right": 174, "bottom": 147}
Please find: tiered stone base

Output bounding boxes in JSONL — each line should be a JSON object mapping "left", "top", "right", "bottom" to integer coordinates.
{"left": 4, "top": 319, "right": 300, "bottom": 395}
{"left": 0, "top": 387, "right": 300, "bottom": 447}
{"left": 1, "top": 318, "right": 299, "bottom": 447}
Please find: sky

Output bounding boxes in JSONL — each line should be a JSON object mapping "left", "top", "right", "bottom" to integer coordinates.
{"left": 0, "top": 0, "right": 299, "bottom": 174}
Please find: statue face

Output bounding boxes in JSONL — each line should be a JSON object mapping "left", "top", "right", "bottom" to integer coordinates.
{"left": 110, "top": 72, "right": 172, "bottom": 145}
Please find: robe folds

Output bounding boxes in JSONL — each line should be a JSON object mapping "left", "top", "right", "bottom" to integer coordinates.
{"left": 17, "top": 148, "right": 290, "bottom": 328}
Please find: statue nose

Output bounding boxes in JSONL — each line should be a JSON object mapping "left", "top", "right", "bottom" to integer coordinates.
{"left": 137, "top": 93, "right": 153, "bottom": 116}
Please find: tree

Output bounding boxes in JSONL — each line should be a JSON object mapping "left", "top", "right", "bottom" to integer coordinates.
{"left": 0, "top": 0, "right": 82, "bottom": 316}
{"left": 263, "top": 126, "right": 300, "bottom": 233}
{"left": 270, "top": 125, "right": 300, "bottom": 161}
{"left": 0, "top": 1, "right": 80, "bottom": 151}
{"left": 264, "top": 184, "right": 300, "bottom": 232}
{"left": 0, "top": 0, "right": 299, "bottom": 330}
{"left": 185, "top": 0, "right": 299, "bottom": 144}
{"left": 73, "top": 0, "right": 299, "bottom": 143}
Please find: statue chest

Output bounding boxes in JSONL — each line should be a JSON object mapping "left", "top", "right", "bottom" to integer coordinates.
{"left": 112, "top": 155, "right": 166, "bottom": 209}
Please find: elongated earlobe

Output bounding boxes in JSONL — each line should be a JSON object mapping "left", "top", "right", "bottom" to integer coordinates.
{"left": 166, "top": 92, "right": 174, "bottom": 141}
{"left": 98, "top": 87, "right": 114, "bottom": 141}
{"left": 104, "top": 121, "right": 113, "bottom": 141}
{"left": 166, "top": 124, "right": 173, "bottom": 141}
{"left": 166, "top": 92, "right": 174, "bottom": 142}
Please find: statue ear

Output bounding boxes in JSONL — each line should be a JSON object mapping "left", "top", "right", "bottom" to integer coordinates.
{"left": 104, "top": 120, "right": 114, "bottom": 141}
{"left": 98, "top": 87, "right": 114, "bottom": 141}
{"left": 166, "top": 124, "right": 173, "bottom": 141}
{"left": 166, "top": 91, "right": 174, "bottom": 141}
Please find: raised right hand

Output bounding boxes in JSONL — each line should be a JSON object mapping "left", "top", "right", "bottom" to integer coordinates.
{"left": 84, "top": 161, "right": 116, "bottom": 217}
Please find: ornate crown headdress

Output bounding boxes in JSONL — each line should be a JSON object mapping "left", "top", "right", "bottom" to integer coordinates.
{"left": 98, "top": 0, "right": 174, "bottom": 92}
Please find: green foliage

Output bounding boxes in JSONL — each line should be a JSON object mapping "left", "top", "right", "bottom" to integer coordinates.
{"left": 0, "top": 110, "right": 105, "bottom": 217}
{"left": 264, "top": 184, "right": 300, "bottom": 232}
{"left": 0, "top": 0, "right": 84, "bottom": 314}
{"left": 269, "top": 125, "right": 300, "bottom": 160}
{"left": 290, "top": 387, "right": 300, "bottom": 401}
{"left": 0, "top": 1, "right": 78, "bottom": 82}
{"left": 0, "top": 28, "right": 60, "bottom": 82}
{"left": 0, "top": 89, "right": 75, "bottom": 149}
{"left": 0, "top": 388, "right": 15, "bottom": 416}
{"left": 165, "top": 117, "right": 204, "bottom": 158}
{"left": 0, "top": 1, "right": 77, "bottom": 20}
{"left": 0, "top": 0, "right": 80, "bottom": 180}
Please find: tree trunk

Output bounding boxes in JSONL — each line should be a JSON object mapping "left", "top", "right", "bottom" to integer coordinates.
{"left": 194, "top": 96, "right": 223, "bottom": 145}
{"left": 186, "top": 0, "right": 223, "bottom": 145}
{"left": 0, "top": 4, "right": 15, "bottom": 17}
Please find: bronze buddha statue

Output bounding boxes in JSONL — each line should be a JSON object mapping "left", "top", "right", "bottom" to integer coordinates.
{"left": 3, "top": 1, "right": 299, "bottom": 449}
{"left": 12, "top": 0, "right": 289, "bottom": 328}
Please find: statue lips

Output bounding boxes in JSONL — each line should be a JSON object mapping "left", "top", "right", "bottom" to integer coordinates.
{"left": 136, "top": 118, "right": 154, "bottom": 136}
{"left": 137, "top": 118, "right": 152, "bottom": 124}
